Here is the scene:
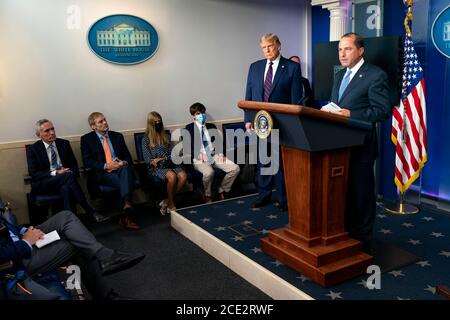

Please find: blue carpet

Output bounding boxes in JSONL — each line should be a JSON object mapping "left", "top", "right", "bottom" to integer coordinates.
{"left": 177, "top": 194, "right": 449, "bottom": 300}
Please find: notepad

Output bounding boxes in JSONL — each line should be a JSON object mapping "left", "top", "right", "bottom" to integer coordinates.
{"left": 35, "top": 230, "right": 60, "bottom": 248}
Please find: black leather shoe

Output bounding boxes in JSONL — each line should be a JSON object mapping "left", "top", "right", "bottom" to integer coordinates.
{"left": 93, "top": 211, "right": 110, "bottom": 223}
{"left": 252, "top": 197, "right": 272, "bottom": 208}
{"left": 99, "top": 251, "right": 145, "bottom": 276}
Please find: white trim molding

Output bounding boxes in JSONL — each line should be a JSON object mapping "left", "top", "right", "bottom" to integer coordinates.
{"left": 311, "top": 0, "right": 352, "bottom": 41}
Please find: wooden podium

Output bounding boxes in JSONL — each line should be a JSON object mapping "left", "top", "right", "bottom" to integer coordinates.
{"left": 238, "top": 101, "right": 373, "bottom": 287}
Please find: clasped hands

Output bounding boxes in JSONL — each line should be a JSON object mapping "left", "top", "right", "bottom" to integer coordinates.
{"left": 105, "top": 158, "right": 127, "bottom": 171}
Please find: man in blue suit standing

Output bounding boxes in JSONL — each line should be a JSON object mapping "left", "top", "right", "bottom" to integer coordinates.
{"left": 244, "top": 33, "right": 303, "bottom": 210}
{"left": 326, "top": 33, "right": 392, "bottom": 252}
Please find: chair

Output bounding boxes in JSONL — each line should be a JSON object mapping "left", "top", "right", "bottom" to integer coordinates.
{"left": 25, "top": 144, "right": 64, "bottom": 225}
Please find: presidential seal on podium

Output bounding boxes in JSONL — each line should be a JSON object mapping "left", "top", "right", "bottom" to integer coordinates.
{"left": 254, "top": 110, "right": 273, "bottom": 139}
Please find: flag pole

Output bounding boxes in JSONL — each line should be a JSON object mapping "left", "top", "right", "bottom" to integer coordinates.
{"left": 384, "top": 0, "right": 419, "bottom": 215}
{"left": 385, "top": 190, "right": 419, "bottom": 215}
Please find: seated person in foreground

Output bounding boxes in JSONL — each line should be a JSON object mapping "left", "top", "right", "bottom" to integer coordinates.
{"left": 142, "top": 111, "right": 187, "bottom": 214}
{"left": 27, "top": 119, "right": 108, "bottom": 223}
{"left": 0, "top": 210, "right": 145, "bottom": 300}
{"left": 185, "top": 102, "right": 240, "bottom": 203}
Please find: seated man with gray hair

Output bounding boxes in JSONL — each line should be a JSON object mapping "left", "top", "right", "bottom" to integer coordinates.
{"left": 26, "top": 119, "right": 109, "bottom": 223}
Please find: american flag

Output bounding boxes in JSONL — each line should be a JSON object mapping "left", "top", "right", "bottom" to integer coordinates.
{"left": 391, "top": 32, "right": 427, "bottom": 193}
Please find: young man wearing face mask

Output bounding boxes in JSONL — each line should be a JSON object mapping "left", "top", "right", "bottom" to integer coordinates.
{"left": 184, "top": 102, "right": 240, "bottom": 203}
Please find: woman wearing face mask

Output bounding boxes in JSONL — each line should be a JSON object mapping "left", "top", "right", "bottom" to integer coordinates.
{"left": 142, "top": 111, "right": 187, "bottom": 214}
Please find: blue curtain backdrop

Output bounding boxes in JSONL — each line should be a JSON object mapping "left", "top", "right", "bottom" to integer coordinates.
{"left": 312, "top": 0, "right": 450, "bottom": 204}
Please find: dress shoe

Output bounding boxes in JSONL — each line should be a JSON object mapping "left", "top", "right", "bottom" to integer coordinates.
{"left": 204, "top": 196, "right": 213, "bottom": 203}
{"left": 119, "top": 215, "right": 141, "bottom": 230}
{"left": 99, "top": 251, "right": 145, "bottom": 276}
{"left": 218, "top": 193, "right": 226, "bottom": 201}
{"left": 92, "top": 211, "right": 110, "bottom": 223}
{"left": 252, "top": 197, "right": 272, "bottom": 208}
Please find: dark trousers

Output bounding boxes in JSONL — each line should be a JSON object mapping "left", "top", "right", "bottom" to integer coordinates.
{"left": 256, "top": 140, "right": 286, "bottom": 206}
{"left": 25, "top": 211, "right": 113, "bottom": 299}
{"left": 31, "top": 172, "right": 93, "bottom": 215}
{"left": 345, "top": 153, "right": 377, "bottom": 243}
{"left": 97, "top": 166, "right": 135, "bottom": 206}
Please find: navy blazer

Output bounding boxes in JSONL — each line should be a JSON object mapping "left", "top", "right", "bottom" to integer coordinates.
{"left": 184, "top": 122, "right": 222, "bottom": 161}
{"left": 80, "top": 131, "right": 133, "bottom": 178}
{"left": 244, "top": 56, "right": 303, "bottom": 122}
{"left": 0, "top": 215, "right": 31, "bottom": 271}
{"left": 26, "top": 138, "right": 80, "bottom": 183}
{"left": 330, "top": 62, "right": 392, "bottom": 160}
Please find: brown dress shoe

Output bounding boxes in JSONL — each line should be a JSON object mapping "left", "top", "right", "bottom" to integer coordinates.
{"left": 218, "top": 193, "right": 225, "bottom": 201}
{"left": 119, "top": 216, "right": 140, "bottom": 230}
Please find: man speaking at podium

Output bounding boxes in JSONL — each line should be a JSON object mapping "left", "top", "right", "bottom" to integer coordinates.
{"left": 327, "top": 33, "right": 392, "bottom": 251}
{"left": 244, "top": 33, "right": 303, "bottom": 211}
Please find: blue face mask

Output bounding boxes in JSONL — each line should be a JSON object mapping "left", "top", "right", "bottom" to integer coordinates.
{"left": 195, "top": 113, "right": 206, "bottom": 123}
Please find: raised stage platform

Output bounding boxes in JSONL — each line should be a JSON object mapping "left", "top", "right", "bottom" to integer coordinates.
{"left": 172, "top": 194, "right": 448, "bottom": 300}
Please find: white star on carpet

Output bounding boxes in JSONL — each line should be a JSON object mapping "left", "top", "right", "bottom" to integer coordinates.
{"left": 226, "top": 212, "right": 237, "bottom": 217}
{"left": 408, "top": 239, "right": 422, "bottom": 245}
{"left": 242, "top": 220, "right": 253, "bottom": 225}
{"left": 401, "top": 222, "right": 414, "bottom": 228}
{"left": 201, "top": 218, "right": 211, "bottom": 223}
{"left": 430, "top": 232, "right": 444, "bottom": 238}
{"left": 236, "top": 200, "right": 245, "bottom": 204}
{"left": 188, "top": 210, "right": 197, "bottom": 214}
{"left": 416, "top": 261, "right": 431, "bottom": 267}
{"left": 271, "top": 260, "right": 284, "bottom": 267}
{"left": 267, "top": 215, "right": 278, "bottom": 219}
{"left": 250, "top": 247, "right": 262, "bottom": 253}
{"left": 379, "top": 228, "right": 392, "bottom": 234}
{"left": 422, "top": 216, "right": 434, "bottom": 221}
{"left": 424, "top": 285, "right": 436, "bottom": 294}
{"left": 377, "top": 214, "right": 387, "bottom": 219}
{"left": 261, "top": 229, "right": 270, "bottom": 234}
{"left": 250, "top": 208, "right": 261, "bottom": 212}
{"left": 296, "top": 275, "right": 310, "bottom": 282}
{"left": 215, "top": 226, "right": 226, "bottom": 232}
{"left": 326, "top": 291, "right": 343, "bottom": 300}
{"left": 232, "top": 235, "right": 243, "bottom": 241}
{"left": 397, "top": 297, "right": 411, "bottom": 300}
{"left": 439, "top": 251, "right": 450, "bottom": 258}
{"left": 389, "top": 270, "right": 405, "bottom": 277}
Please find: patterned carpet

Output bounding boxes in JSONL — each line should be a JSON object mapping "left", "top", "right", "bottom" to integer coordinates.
{"left": 176, "top": 194, "right": 449, "bottom": 300}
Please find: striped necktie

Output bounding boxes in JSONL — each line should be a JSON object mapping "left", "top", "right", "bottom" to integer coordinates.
{"left": 263, "top": 61, "right": 273, "bottom": 102}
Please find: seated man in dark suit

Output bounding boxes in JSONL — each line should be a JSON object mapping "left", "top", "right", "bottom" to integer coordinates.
{"left": 0, "top": 209, "right": 145, "bottom": 300}
{"left": 185, "top": 102, "right": 240, "bottom": 203}
{"left": 27, "top": 119, "right": 109, "bottom": 223}
{"left": 80, "top": 112, "right": 139, "bottom": 230}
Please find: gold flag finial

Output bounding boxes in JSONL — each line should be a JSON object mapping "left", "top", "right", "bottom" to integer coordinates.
{"left": 403, "top": 0, "right": 414, "bottom": 36}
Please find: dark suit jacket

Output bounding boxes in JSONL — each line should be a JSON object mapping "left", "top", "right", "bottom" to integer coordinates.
{"left": 0, "top": 215, "right": 31, "bottom": 271}
{"left": 26, "top": 138, "right": 79, "bottom": 184}
{"left": 244, "top": 56, "right": 303, "bottom": 122}
{"left": 80, "top": 131, "right": 133, "bottom": 178}
{"left": 184, "top": 122, "right": 222, "bottom": 161}
{"left": 330, "top": 62, "right": 392, "bottom": 160}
